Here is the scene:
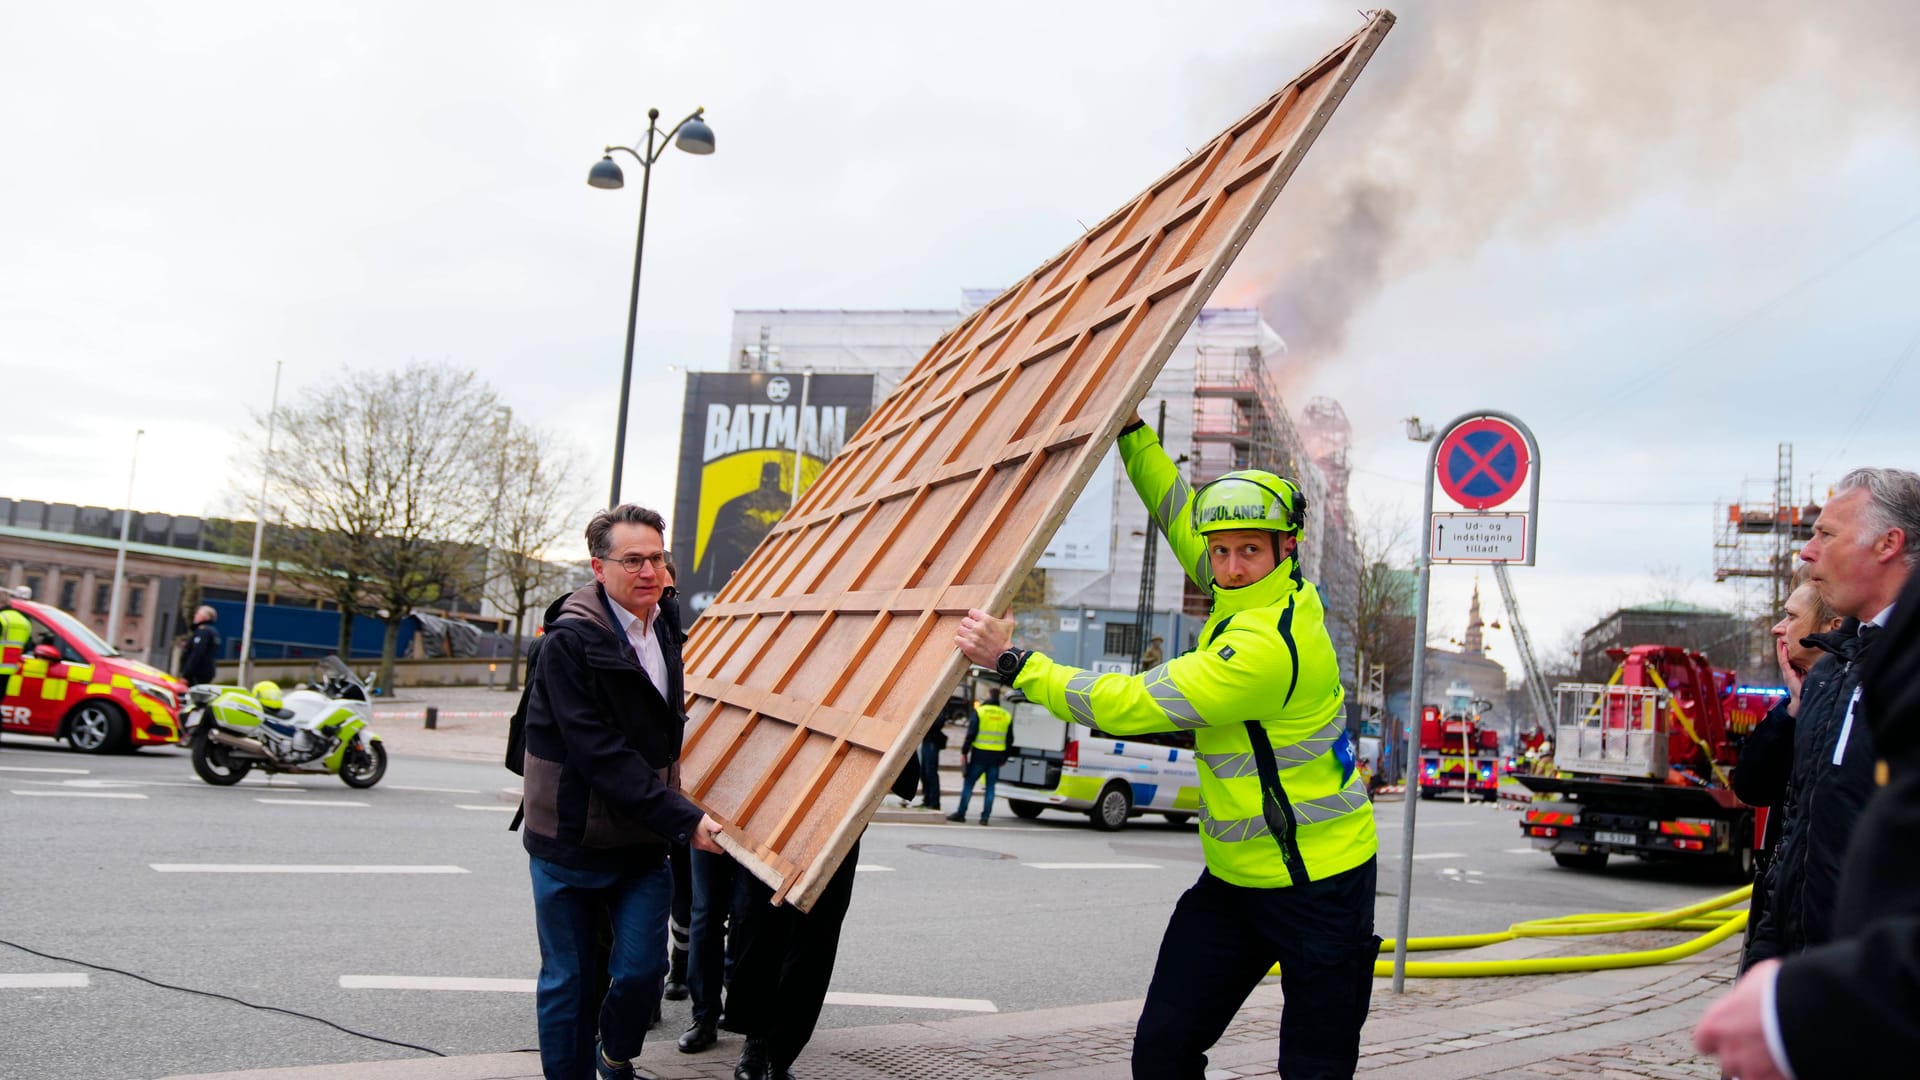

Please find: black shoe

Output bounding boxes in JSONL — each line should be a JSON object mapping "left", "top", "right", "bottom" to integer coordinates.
{"left": 945, "top": 812, "right": 964, "bottom": 822}
{"left": 734, "top": 1036, "right": 769, "bottom": 1080}
{"left": 677, "top": 1019, "right": 718, "bottom": 1054}
{"left": 595, "top": 1039, "right": 660, "bottom": 1079}
{"left": 979, "top": 817, "right": 990, "bottom": 826}
{"left": 664, "top": 946, "right": 689, "bottom": 1000}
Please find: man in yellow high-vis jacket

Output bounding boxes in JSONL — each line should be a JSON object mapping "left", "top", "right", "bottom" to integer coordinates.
{"left": 946, "top": 690, "right": 1011, "bottom": 825}
{"left": 0, "top": 594, "right": 29, "bottom": 749}
{"left": 958, "top": 416, "right": 1379, "bottom": 1080}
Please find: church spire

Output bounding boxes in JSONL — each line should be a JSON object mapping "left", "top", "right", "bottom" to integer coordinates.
{"left": 1463, "top": 579, "right": 1485, "bottom": 656}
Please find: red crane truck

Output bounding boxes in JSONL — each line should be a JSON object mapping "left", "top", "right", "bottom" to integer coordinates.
{"left": 1516, "top": 643, "right": 1780, "bottom": 877}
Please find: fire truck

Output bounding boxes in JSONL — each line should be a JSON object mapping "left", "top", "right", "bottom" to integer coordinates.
{"left": 1516, "top": 643, "right": 1780, "bottom": 876}
{"left": 1417, "top": 683, "right": 1503, "bottom": 802}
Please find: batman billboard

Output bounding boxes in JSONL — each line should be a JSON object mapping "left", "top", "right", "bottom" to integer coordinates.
{"left": 671, "top": 371, "right": 874, "bottom": 614}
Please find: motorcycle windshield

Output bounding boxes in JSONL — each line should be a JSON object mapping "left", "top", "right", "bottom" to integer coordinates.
{"left": 319, "top": 655, "right": 370, "bottom": 701}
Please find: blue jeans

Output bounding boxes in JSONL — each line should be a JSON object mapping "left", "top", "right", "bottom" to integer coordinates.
{"left": 529, "top": 855, "right": 672, "bottom": 1079}
{"left": 952, "top": 759, "right": 999, "bottom": 821}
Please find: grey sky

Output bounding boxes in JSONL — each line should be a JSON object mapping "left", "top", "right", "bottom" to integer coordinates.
{"left": 4, "top": 2, "right": 1916, "bottom": 675}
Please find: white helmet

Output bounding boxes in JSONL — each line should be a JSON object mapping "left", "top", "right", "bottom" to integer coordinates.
{"left": 9, "top": 586, "right": 28, "bottom": 600}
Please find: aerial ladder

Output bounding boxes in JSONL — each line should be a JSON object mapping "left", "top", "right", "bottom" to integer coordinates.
{"left": 1493, "top": 562, "right": 1555, "bottom": 737}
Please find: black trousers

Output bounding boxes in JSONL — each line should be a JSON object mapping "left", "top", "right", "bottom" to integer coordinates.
{"left": 688, "top": 845, "right": 746, "bottom": 1026}
{"left": 1133, "top": 859, "right": 1380, "bottom": 1080}
{"left": 722, "top": 839, "right": 861, "bottom": 1070}
{"left": 669, "top": 841, "right": 691, "bottom": 968}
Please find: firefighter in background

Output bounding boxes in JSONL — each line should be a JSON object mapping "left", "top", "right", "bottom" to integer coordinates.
{"left": 0, "top": 592, "right": 30, "bottom": 748}
{"left": 958, "top": 415, "right": 1379, "bottom": 1080}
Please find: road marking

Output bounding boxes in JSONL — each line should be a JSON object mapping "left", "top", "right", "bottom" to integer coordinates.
{"left": 824, "top": 991, "right": 997, "bottom": 1013}
{"left": 1024, "top": 862, "right": 1162, "bottom": 870}
{"left": 500, "top": 786, "right": 522, "bottom": 795}
{"left": 151, "top": 864, "right": 471, "bottom": 874}
{"left": 455, "top": 804, "right": 517, "bottom": 813}
{"left": 854, "top": 864, "right": 894, "bottom": 873}
{"left": 255, "top": 798, "right": 369, "bottom": 807}
{"left": 867, "top": 821, "right": 983, "bottom": 831}
{"left": 1503, "top": 847, "right": 1541, "bottom": 855}
{"left": 335, "top": 975, "right": 996, "bottom": 1014}
{"left": 388, "top": 785, "right": 481, "bottom": 794}
{"left": 0, "top": 765, "right": 90, "bottom": 775}
{"left": 1376, "top": 820, "right": 1478, "bottom": 829}
{"left": 1410, "top": 852, "right": 1468, "bottom": 861}
{"left": 341, "top": 975, "right": 533, "bottom": 992}
{"left": 9, "top": 790, "right": 147, "bottom": 800}
{"left": 0, "top": 973, "right": 89, "bottom": 988}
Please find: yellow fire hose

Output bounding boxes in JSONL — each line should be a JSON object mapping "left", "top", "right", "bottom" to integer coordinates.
{"left": 1266, "top": 884, "right": 1753, "bottom": 978}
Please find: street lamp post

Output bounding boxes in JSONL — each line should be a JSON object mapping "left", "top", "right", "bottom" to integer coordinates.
{"left": 104, "top": 428, "right": 145, "bottom": 648}
{"left": 589, "top": 106, "right": 715, "bottom": 508}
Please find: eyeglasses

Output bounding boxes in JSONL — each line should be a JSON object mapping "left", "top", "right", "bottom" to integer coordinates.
{"left": 605, "top": 551, "right": 668, "bottom": 574}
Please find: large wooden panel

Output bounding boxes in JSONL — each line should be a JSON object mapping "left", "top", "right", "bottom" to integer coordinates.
{"left": 682, "top": 12, "right": 1396, "bottom": 910}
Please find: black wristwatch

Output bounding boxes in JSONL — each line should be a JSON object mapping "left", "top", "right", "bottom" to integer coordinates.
{"left": 995, "top": 648, "right": 1032, "bottom": 686}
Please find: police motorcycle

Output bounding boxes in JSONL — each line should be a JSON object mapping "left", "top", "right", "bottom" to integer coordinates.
{"left": 182, "top": 656, "right": 387, "bottom": 788}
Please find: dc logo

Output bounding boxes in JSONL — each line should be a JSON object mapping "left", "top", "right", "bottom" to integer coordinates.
{"left": 767, "top": 377, "right": 791, "bottom": 403}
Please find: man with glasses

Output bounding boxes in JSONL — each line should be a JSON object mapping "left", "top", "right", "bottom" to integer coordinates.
{"left": 520, "top": 504, "right": 725, "bottom": 1080}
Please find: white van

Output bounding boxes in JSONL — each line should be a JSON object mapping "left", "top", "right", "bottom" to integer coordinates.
{"left": 996, "top": 696, "right": 1202, "bottom": 830}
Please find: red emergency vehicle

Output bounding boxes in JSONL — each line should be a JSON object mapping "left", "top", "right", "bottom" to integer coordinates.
{"left": 0, "top": 599, "right": 185, "bottom": 752}
{"left": 1417, "top": 704, "right": 1503, "bottom": 801}
{"left": 1516, "top": 644, "right": 1774, "bottom": 876}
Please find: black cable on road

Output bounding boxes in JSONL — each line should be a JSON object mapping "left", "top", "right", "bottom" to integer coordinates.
{"left": 0, "top": 936, "right": 449, "bottom": 1058}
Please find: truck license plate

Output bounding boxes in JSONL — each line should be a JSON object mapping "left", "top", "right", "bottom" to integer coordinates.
{"left": 1594, "top": 831, "right": 1637, "bottom": 846}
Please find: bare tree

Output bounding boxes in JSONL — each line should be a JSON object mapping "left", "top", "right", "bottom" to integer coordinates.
{"left": 266, "top": 380, "right": 395, "bottom": 658}
{"left": 1327, "top": 517, "right": 1418, "bottom": 707}
{"left": 269, "top": 363, "right": 502, "bottom": 691}
{"left": 485, "top": 421, "right": 583, "bottom": 690}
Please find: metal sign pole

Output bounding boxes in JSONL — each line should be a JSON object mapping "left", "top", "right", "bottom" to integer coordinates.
{"left": 1391, "top": 430, "right": 1441, "bottom": 994}
{"left": 1394, "top": 409, "right": 1542, "bottom": 992}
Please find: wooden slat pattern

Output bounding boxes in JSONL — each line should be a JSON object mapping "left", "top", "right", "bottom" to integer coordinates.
{"left": 682, "top": 12, "right": 1397, "bottom": 910}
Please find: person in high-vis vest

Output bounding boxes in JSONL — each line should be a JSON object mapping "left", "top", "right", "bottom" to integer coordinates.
{"left": 946, "top": 690, "right": 1011, "bottom": 825}
{"left": 0, "top": 594, "right": 29, "bottom": 749}
{"left": 958, "top": 416, "right": 1379, "bottom": 1080}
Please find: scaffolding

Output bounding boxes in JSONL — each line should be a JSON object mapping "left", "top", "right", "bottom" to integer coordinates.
{"left": 1188, "top": 343, "right": 1324, "bottom": 615}
{"left": 1713, "top": 443, "right": 1818, "bottom": 669}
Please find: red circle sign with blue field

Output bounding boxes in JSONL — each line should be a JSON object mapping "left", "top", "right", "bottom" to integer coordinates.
{"left": 1436, "top": 416, "right": 1530, "bottom": 509}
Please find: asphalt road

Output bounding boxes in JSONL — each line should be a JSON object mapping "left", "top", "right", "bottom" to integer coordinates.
{"left": 0, "top": 737, "right": 1742, "bottom": 1080}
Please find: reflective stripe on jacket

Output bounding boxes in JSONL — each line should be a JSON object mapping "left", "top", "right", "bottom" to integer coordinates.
{"left": 0, "top": 608, "right": 27, "bottom": 676}
{"left": 972, "top": 704, "right": 1012, "bottom": 752}
{"left": 1013, "top": 425, "right": 1376, "bottom": 888}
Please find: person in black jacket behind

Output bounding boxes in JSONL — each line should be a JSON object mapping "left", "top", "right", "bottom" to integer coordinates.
{"left": 1739, "top": 470, "right": 1916, "bottom": 967}
{"left": 178, "top": 605, "right": 221, "bottom": 687}
{"left": 1732, "top": 576, "right": 1842, "bottom": 969}
{"left": 722, "top": 753, "right": 922, "bottom": 1080}
{"left": 1697, "top": 547, "right": 1920, "bottom": 1078}
{"left": 521, "top": 505, "right": 724, "bottom": 1080}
